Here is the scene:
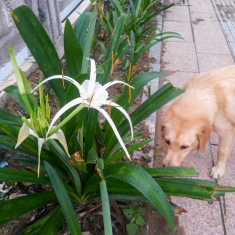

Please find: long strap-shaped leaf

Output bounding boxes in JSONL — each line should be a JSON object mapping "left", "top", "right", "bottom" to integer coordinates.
{"left": 18, "top": 207, "right": 64, "bottom": 235}
{"left": 104, "top": 82, "right": 183, "bottom": 160}
{"left": 103, "top": 71, "right": 166, "bottom": 151}
{"left": 64, "top": 19, "right": 83, "bottom": 79}
{"left": 74, "top": 11, "right": 97, "bottom": 73}
{"left": 0, "top": 108, "right": 22, "bottom": 125}
{"left": 97, "top": 159, "right": 113, "bottom": 235}
{"left": 44, "top": 161, "right": 82, "bottom": 235}
{"left": 0, "top": 168, "right": 51, "bottom": 185}
{"left": 11, "top": 5, "right": 65, "bottom": 105}
{"left": 0, "top": 124, "right": 59, "bottom": 168}
{"left": 97, "top": 14, "right": 127, "bottom": 85}
{"left": 145, "top": 166, "right": 198, "bottom": 177}
{"left": 0, "top": 192, "right": 57, "bottom": 226}
{"left": 46, "top": 140, "right": 82, "bottom": 198}
{"left": 84, "top": 162, "right": 175, "bottom": 231}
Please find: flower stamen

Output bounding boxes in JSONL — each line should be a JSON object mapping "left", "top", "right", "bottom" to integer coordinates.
{"left": 62, "top": 69, "right": 65, "bottom": 89}
{"left": 88, "top": 92, "right": 95, "bottom": 110}
{"left": 128, "top": 64, "right": 132, "bottom": 103}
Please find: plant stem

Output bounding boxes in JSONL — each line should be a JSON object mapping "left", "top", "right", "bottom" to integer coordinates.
{"left": 48, "top": 103, "right": 84, "bottom": 137}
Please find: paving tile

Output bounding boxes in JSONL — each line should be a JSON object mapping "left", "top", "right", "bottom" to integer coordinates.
{"left": 197, "top": 52, "right": 234, "bottom": 72}
{"left": 182, "top": 142, "right": 214, "bottom": 179}
{"left": 172, "top": 197, "right": 224, "bottom": 235}
{"left": 164, "top": 71, "right": 198, "bottom": 88}
{"left": 165, "top": 0, "right": 189, "bottom": 6}
{"left": 170, "top": 144, "right": 224, "bottom": 235}
{"left": 163, "top": 20, "right": 194, "bottom": 42}
{"left": 190, "top": 11, "right": 218, "bottom": 21}
{"left": 161, "top": 41, "right": 198, "bottom": 72}
{"left": 193, "top": 20, "right": 231, "bottom": 54}
{"left": 210, "top": 144, "right": 235, "bottom": 235}
{"left": 188, "top": 0, "right": 215, "bottom": 12}
{"left": 164, "top": 5, "right": 191, "bottom": 22}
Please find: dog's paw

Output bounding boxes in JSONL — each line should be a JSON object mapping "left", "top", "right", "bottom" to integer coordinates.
{"left": 210, "top": 166, "right": 225, "bottom": 179}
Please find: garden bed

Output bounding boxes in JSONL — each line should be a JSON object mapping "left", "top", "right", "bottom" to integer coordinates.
{"left": 0, "top": 48, "right": 155, "bottom": 235}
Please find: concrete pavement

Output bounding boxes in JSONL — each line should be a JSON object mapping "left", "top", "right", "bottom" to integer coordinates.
{"left": 153, "top": 0, "right": 235, "bottom": 234}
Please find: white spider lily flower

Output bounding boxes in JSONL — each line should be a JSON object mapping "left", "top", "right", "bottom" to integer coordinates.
{"left": 32, "top": 59, "right": 134, "bottom": 160}
{"left": 15, "top": 120, "right": 70, "bottom": 177}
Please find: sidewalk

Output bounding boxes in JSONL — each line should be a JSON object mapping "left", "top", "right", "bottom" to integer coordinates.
{"left": 153, "top": 0, "right": 235, "bottom": 234}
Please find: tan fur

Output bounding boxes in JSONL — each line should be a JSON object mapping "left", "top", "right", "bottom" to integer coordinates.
{"left": 161, "top": 66, "right": 235, "bottom": 178}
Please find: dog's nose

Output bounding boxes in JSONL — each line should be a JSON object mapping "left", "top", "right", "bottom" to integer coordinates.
{"left": 162, "top": 164, "right": 165, "bottom": 167}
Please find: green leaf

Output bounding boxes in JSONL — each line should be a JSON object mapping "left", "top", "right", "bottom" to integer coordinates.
{"left": 64, "top": 19, "right": 83, "bottom": 78}
{"left": 97, "top": 159, "right": 113, "bottom": 235}
{"left": 126, "top": 223, "right": 138, "bottom": 235}
{"left": 136, "top": 215, "right": 145, "bottom": 226}
{"left": 0, "top": 108, "right": 22, "bottom": 125}
{"left": 123, "top": 208, "right": 134, "bottom": 219}
{"left": 84, "top": 162, "right": 174, "bottom": 230}
{"left": 104, "top": 139, "right": 152, "bottom": 166}
{"left": 11, "top": 5, "right": 65, "bottom": 105}
{"left": 125, "top": 82, "right": 183, "bottom": 131}
{"left": 155, "top": 178, "right": 213, "bottom": 199}
{"left": 74, "top": 11, "right": 97, "bottom": 73}
{"left": 170, "top": 201, "right": 187, "bottom": 215}
{"left": 105, "top": 177, "right": 217, "bottom": 200}
{"left": 8, "top": 45, "right": 33, "bottom": 114}
{"left": 87, "top": 147, "right": 99, "bottom": 164}
{"left": 103, "top": 71, "right": 166, "bottom": 152}
{"left": 4, "top": 85, "right": 28, "bottom": 112}
{"left": 46, "top": 140, "right": 82, "bottom": 198}
{"left": 11, "top": 155, "right": 47, "bottom": 174}
{"left": 0, "top": 192, "right": 57, "bottom": 226}
{"left": 97, "top": 14, "right": 127, "bottom": 84}
{"left": 84, "top": 109, "right": 98, "bottom": 158}
{"left": 138, "top": 207, "right": 146, "bottom": 216}
{"left": 110, "top": 0, "right": 124, "bottom": 15}
{"left": 44, "top": 161, "right": 82, "bottom": 235}
{"left": 0, "top": 123, "right": 61, "bottom": 169}
{"left": 145, "top": 166, "right": 198, "bottom": 177}
{"left": 18, "top": 207, "right": 64, "bottom": 235}
{"left": 70, "top": 152, "right": 86, "bottom": 172}
{"left": 104, "top": 82, "right": 183, "bottom": 160}
{"left": 0, "top": 168, "right": 51, "bottom": 185}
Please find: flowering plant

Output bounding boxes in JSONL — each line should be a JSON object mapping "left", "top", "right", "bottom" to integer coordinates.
{"left": 0, "top": 5, "right": 234, "bottom": 235}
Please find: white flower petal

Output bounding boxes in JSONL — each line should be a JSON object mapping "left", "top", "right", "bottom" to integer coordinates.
{"left": 15, "top": 122, "right": 31, "bottom": 148}
{"left": 103, "top": 101, "right": 134, "bottom": 140}
{"left": 29, "top": 128, "right": 39, "bottom": 138}
{"left": 102, "top": 81, "right": 134, "bottom": 91}
{"left": 93, "top": 87, "right": 108, "bottom": 102}
{"left": 87, "top": 59, "right": 97, "bottom": 97}
{"left": 32, "top": 75, "right": 86, "bottom": 96}
{"left": 47, "top": 97, "right": 84, "bottom": 137}
{"left": 90, "top": 104, "right": 131, "bottom": 161}
{"left": 37, "top": 138, "right": 44, "bottom": 177}
{"left": 48, "top": 128, "right": 70, "bottom": 158}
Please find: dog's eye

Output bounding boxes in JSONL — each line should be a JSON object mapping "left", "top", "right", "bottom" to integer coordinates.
{"left": 180, "top": 145, "right": 188, "bottom": 150}
{"left": 165, "top": 140, "right": 170, "bottom": 145}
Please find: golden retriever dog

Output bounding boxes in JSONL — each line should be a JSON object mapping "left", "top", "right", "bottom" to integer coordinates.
{"left": 161, "top": 66, "right": 235, "bottom": 179}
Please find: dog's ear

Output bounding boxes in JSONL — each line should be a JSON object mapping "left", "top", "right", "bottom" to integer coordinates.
{"left": 196, "top": 126, "right": 212, "bottom": 151}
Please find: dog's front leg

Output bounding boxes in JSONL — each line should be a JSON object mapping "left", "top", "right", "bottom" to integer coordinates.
{"left": 211, "top": 128, "right": 234, "bottom": 179}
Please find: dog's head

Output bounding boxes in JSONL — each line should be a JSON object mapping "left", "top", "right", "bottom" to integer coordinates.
{"left": 161, "top": 107, "right": 211, "bottom": 166}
